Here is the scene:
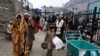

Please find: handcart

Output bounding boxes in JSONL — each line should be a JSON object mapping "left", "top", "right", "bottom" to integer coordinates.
{"left": 64, "top": 30, "right": 82, "bottom": 40}
{"left": 67, "top": 40, "right": 100, "bottom": 56}
{"left": 63, "top": 30, "right": 82, "bottom": 56}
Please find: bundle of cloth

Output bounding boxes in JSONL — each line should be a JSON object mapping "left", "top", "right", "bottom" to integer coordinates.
{"left": 35, "top": 22, "right": 43, "bottom": 30}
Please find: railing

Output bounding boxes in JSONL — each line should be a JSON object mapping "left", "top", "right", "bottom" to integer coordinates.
{"left": 66, "top": 7, "right": 100, "bottom": 46}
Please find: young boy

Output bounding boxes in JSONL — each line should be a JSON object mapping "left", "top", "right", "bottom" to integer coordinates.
{"left": 44, "top": 25, "right": 55, "bottom": 56}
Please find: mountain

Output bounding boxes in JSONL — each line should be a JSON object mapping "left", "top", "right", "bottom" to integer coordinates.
{"left": 64, "top": 0, "right": 98, "bottom": 12}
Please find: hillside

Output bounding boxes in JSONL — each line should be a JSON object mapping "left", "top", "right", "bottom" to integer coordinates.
{"left": 64, "top": 0, "right": 98, "bottom": 12}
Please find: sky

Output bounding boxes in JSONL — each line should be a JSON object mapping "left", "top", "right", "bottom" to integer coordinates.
{"left": 28, "top": 0, "right": 70, "bottom": 9}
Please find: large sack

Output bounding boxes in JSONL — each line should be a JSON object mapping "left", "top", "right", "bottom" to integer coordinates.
{"left": 52, "top": 36, "right": 64, "bottom": 50}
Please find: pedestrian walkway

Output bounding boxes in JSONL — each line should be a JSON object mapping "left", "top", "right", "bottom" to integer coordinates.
{"left": 0, "top": 31, "right": 66, "bottom": 56}
{"left": 30, "top": 31, "right": 66, "bottom": 56}
{"left": 0, "top": 35, "right": 12, "bottom": 56}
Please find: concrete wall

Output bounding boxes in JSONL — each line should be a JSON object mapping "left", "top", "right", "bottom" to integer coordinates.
{"left": 0, "top": 0, "right": 33, "bottom": 34}
{"left": 13, "top": 0, "right": 33, "bottom": 16}
{"left": 13, "top": 0, "right": 22, "bottom": 13}
{"left": 0, "top": 0, "right": 16, "bottom": 33}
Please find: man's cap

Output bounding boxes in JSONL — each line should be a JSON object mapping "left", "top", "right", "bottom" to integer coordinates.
{"left": 24, "top": 13, "right": 30, "bottom": 16}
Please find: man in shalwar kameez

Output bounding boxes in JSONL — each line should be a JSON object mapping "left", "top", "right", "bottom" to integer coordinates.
{"left": 24, "top": 13, "right": 36, "bottom": 56}
{"left": 55, "top": 15, "right": 67, "bottom": 43}
{"left": 11, "top": 14, "right": 28, "bottom": 56}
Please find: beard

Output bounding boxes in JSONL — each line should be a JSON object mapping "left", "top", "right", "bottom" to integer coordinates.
{"left": 25, "top": 18, "right": 28, "bottom": 22}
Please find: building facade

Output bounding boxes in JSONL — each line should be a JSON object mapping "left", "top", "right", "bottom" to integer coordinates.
{"left": 41, "top": 6, "right": 64, "bottom": 16}
{"left": 14, "top": 0, "right": 33, "bottom": 15}
{"left": 88, "top": 0, "right": 100, "bottom": 19}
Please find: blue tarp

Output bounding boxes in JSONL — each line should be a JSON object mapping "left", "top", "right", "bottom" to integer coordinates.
{"left": 35, "top": 8, "right": 42, "bottom": 14}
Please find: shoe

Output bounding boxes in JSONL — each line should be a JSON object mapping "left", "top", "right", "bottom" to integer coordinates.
{"left": 61, "top": 46, "right": 65, "bottom": 50}
{"left": 50, "top": 54, "right": 52, "bottom": 56}
{"left": 47, "top": 53, "right": 49, "bottom": 56}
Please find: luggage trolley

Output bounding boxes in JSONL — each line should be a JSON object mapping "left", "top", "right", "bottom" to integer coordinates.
{"left": 64, "top": 30, "right": 82, "bottom": 41}
{"left": 67, "top": 40, "right": 100, "bottom": 56}
{"left": 63, "top": 30, "right": 82, "bottom": 56}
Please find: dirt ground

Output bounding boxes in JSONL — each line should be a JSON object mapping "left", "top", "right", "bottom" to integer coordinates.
{"left": 0, "top": 31, "right": 66, "bottom": 56}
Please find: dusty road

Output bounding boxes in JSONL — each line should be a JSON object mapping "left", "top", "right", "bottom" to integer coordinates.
{"left": 0, "top": 31, "right": 66, "bottom": 56}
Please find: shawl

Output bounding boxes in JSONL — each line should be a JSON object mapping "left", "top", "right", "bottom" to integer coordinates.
{"left": 56, "top": 19, "right": 64, "bottom": 34}
{"left": 56, "top": 19, "right": 64, "bottom": 28}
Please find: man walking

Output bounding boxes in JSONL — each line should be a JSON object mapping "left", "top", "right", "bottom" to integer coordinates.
{"left": 55, "top": 15, "right": 67, "bottom": 43}
{"left": 24, "top": 13, "right": 36, "bottom": 56}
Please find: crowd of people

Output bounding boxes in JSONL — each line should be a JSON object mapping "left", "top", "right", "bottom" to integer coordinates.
{"left": 42, "top": 14, "right": 99, "bottom": 43}
{"left": 7, "top": 13, "right": 68, "bottom": 56}
{"left": 7, "top": 12, "right": 99, "bottom": 56}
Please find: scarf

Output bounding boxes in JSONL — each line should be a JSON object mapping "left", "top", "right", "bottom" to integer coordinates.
{"left": 56, "top": 19, "right": 64, "bottom": 34}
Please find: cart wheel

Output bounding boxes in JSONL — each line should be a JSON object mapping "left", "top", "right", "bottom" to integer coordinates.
{"left": 67, "top": 51, "right": 73, "bottom": 56}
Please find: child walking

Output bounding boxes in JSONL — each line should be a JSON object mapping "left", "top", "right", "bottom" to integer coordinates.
{"left": 44, "top": 25, "right": 55, "bottom": 56}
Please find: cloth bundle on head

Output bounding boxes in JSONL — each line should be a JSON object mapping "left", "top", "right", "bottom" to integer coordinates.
{"left": 60, "top": 12, "right": 63, "bottom": 15}
{"left": 59, "top": 14, "right": 63, "bottom": 18}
